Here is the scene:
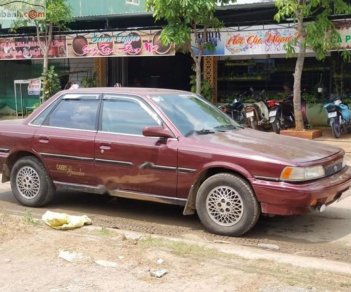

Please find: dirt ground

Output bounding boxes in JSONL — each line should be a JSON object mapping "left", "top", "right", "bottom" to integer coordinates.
{"left": 0, "top": 212, "right": 350, "bottom": 292}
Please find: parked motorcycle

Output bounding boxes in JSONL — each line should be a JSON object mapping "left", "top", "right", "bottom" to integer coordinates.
{"left": 324, "top": 97, "right": 351, "bottom": 138}
{"left": 244, "top": 89, "right": 271, "bottom": 130}
{"left": 218, "top": 92, "right": 247, "bottom": 124}
{"left": 268, "top": 96, "right": 295, "bottom": 134}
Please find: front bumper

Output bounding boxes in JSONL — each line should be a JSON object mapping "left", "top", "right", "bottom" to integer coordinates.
{"left": 252, "top": 166, "right": 351, "bottom": 215}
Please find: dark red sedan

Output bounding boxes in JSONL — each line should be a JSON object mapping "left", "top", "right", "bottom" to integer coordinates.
{"left": 1, "top": 88, "right": 350, "bottom": 236}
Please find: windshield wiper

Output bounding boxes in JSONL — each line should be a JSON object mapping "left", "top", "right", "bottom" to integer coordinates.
{"left": 214, "top": 124, "right": 237, "bottom": 131}
{"left": 195, "top": 129, "right": 215, "bottom": 135}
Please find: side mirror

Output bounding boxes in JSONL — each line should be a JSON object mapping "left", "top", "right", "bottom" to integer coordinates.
{"left": 142, "top": 126, "right": 174, "bottom": 139}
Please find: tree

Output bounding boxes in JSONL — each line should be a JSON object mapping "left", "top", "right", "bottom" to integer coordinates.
{"left": 35, "top": 0, "right": 72, "bottom": 75}
{"left": 146, "top": 0, "right": 228, "bottom": 96}
{"left": 275, "top": 0, "right": 351, "bottom": 131}
{"left": 14, "top": 0, "right": 72, "bottom": 75}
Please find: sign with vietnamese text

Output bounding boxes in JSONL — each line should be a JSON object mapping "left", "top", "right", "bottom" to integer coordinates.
{"left": 28, "top": 79, "right": 41, "bottom": 95}
{"left": 0, "top": 36, "right": 66, "bottom": 60}
{"left": 66, "top": 30, "right": 175, "bottom": 58}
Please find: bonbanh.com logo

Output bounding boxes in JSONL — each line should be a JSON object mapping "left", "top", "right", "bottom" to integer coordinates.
{"left": 0, "top": 0, "right": 46, "bottom": 20}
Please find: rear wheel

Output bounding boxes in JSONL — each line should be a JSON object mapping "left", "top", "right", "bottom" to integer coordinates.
{"left": 331, "top": 118, "right": 341, "bottom": 138}
{"left": 272, "top": 120, "right": 281, "bottom": 134}
{"left": 196, "top": 173, "right": 260, "bottom": 236}
{"left": 10, "top": 156, "right": 55, "bottom": 207}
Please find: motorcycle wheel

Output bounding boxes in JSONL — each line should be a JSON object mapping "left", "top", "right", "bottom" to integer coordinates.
{"left": 331, "top": 119, "right": 341, "bottom": 138}
{"left": 248, "top": 118, "right": 258, "bottom": 130}
{"left": 272, "top": 120, "right": 281, "bottom": 134}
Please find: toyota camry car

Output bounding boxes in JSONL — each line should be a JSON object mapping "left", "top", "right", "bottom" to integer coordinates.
{"left": 0, "top": 88, "right": 350, "bottom": 236}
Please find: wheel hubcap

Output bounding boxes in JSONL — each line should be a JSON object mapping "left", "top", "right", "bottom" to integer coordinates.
{"left": 206, "top": 186, "right": 244, "bottom": 227}
{"left": 16, "top": 166, "right": 40, "bottom": 199}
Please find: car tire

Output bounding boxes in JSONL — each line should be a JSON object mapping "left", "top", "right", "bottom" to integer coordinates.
{"left": 10, "top": 156, "right": 55, "bottom": 207}
{"left": 196, "top": 173, "right": 260, "bottom": 236}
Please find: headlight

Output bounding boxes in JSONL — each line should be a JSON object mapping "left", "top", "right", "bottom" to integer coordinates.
{"left": 280, "top": 166, "right": 325, "bottom": 182}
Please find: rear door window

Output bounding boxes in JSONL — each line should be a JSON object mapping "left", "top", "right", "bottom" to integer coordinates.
{"left": 43, "top": 94, "right": 100, "bottom": 131}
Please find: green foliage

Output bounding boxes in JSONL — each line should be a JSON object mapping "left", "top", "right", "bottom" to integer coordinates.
{"left": 190, "top": 75, "right": 212, "bottom": 100}
{"left": 41, "top": 66, "right": 60, "bottom": 100}
{"left": 146, "top": 0, "right": 225, "bottom": 47}
{"left": 302, "top": 92, "right": 318, "bottom": 104}
{"left": 146, "top": 0, "right": 231, "bottom": 94}
{"left": 12, "top": 0, "right": 72, "bottom": 31}
{"left": 275, "top": 0, "right": 351, "bottom": 61}
{"left": 81, "top": 73, "right": 97, "bottom": 88}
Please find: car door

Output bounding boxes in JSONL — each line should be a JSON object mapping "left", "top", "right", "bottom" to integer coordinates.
{"left": 32, "top": 93, "right": 100, "bottom": 186}
{"left": 95, "top": 94, "right": 178, "bottom": 197}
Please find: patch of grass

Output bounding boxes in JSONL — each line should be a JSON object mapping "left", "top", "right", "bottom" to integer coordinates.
{"left": 94, "top": 227, "right": 113, "bottom": 237}
{"left": 23, "top": 211, "right": 39, "bottom": 226}
{"left": 340, "top": 281, "right": 351, "bottom": 288}
{"left": 139, "top": 237, "right": 222, "bottom": 258}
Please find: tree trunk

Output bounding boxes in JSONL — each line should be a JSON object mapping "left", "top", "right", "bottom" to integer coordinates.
{"left": 293, "top": 10, "right": 306, "bottom": 131}
{"left": 195, "top": 57, "right": 202, "bottom": 95}
{"left": 39, "top": 23, "right": 53, "bottom": 75}
{"left": 190, "top": 33, "right": 203, "bottom": 95}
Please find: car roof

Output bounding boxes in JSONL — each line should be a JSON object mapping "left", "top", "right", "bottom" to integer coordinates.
{"left": 59, "top": 87, "right": 192, "bottom": 97}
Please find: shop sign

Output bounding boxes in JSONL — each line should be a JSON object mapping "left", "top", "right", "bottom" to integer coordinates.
{"left": 224, "top": 28, "right": 299, "bottom": 55}
{"left": 0, "top": 0, "right": 46, "bottom": 20}
{"left": 192, "top": 30, "right": 225, "bottom": 56}
{"left": 191, "top": 27, "right": 300, "bottom": 57}
{"left": 28, "top": 79, "right": 41, "bottom": 95}
{"left": 0, "top": 36, "right": 66, "bottom": 60}
{"left": 66, "top": 30, "right": 175, "bottom": 58}
{"left": 335, "top": 24, "right": 351, "bottom": 49}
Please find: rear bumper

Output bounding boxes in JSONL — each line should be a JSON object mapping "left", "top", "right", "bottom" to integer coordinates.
{"left": 252, "top": 166, "right": 351, "bottom": 215}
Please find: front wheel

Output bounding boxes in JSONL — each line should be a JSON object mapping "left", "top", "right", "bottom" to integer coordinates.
{"left": 248, "top": 117, "right": 258, "bottom": 130}
{"left": 330, "top": 118, "right": 341, "bottom": 138}
{"left": 10, "top": 156, "right": 55, "bottom": 207}
{"left": 196, "top": 173, "right": 260, "bottom": 236}
{"left": 272, "top": 120, "right": 281, "bottom": 134}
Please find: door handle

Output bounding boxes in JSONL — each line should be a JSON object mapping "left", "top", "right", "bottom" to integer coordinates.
{"left": 99, "top": 144, "right": 111, "bottom": 153}
{"left": 38, "top": 137, "right": 49, "bottom": 144}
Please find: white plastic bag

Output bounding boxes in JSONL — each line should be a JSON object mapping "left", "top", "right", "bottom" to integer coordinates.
{"left": 42, "top": 211, "right": 92, "bottom": 230}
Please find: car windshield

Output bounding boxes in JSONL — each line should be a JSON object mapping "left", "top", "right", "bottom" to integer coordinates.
{"left": 150, "top": 93, "right": 241, "bottom": 136}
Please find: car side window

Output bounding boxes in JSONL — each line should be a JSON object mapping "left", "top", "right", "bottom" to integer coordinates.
{"left": 101, "top": 96, "right": 160, "bottom": 135}
{"left": 44, "top": 95, "right": 100, "bottom": 131}
{"left": 31, "top": 98, "right": 61, "bottom": 126}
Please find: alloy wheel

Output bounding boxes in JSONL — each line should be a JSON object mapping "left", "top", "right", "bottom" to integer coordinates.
{"left": 206, "top": 186, "right": 244, "bottom": 226}
{"left": 16, "top": 166, "right": 41, "bottom": 199}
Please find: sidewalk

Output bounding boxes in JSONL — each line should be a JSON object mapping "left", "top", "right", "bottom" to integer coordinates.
{"left": 314, "top": 127, "right": 351, "bottom": 160}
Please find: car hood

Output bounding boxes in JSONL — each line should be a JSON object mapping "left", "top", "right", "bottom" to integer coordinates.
{"left": 189, "top": 128, "right": 342, "bottom": 165}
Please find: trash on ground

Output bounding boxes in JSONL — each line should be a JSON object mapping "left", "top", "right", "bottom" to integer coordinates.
{"left": 150, "top": 269, "right": 168, "bottom": 278}
{"left": 123, "top": 232, "right": 142, "bottom": 241}
{"left": 156, "top": 258, "right": 164, "bottom": 265}
{"left": 257, "top": 243, "right": 280, "bottom": 251}
{"left": 58, "top": 250, "right": 89, "bottom": 263}
{"left": 95, "top": 260, "right": 118, "bottom": 268}
{"left": 42, "top": 211, "right": 92, "bottom": 230}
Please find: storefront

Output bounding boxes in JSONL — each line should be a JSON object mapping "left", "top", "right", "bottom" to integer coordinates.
{"left": 198, "top": 22, "right": 351, "bottom": 104}
{"left": 0, "top": 29, "right": 189, "bottom": 114}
